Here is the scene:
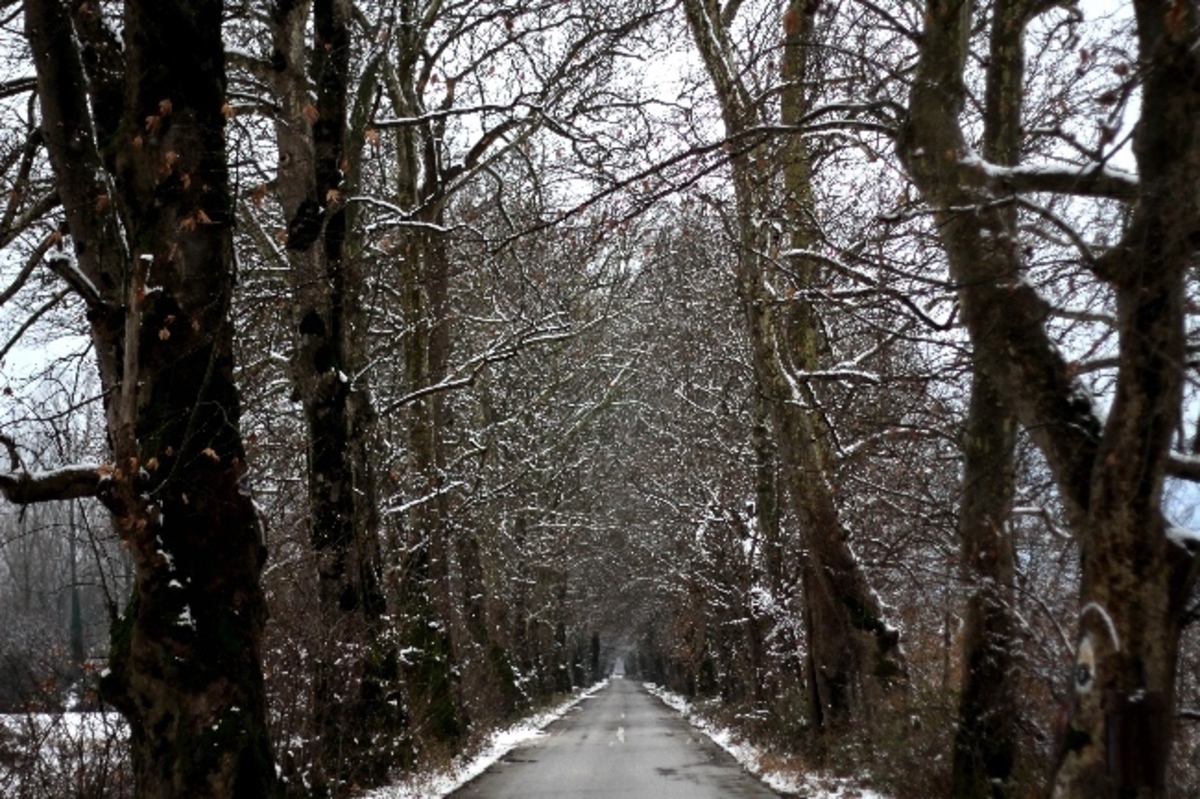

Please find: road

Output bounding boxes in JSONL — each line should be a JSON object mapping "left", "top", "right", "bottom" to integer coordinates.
{"left": 450, "top": 678, "right": 781, "bottom": 798}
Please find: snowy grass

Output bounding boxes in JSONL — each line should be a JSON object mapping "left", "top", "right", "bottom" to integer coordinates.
{"left": 363, "top": 679, "right": 610, "bottom": 799}
{"left": 642, "top": 682, "right": 890, "bottom": 799}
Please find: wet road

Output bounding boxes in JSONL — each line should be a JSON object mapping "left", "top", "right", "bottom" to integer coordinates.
{"left": 450, "top": 678, "right": 780, "bottom": 799}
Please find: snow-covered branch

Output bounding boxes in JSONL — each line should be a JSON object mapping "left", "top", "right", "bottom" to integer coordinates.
{"left": 957, "top": 151, "right": 1138, "bottom": 200}
{"left": 1168, "top": 452, "right": 1200, "bottom": 482}
{"left": 0, "top": 435, "right": 103, "bottom": 504}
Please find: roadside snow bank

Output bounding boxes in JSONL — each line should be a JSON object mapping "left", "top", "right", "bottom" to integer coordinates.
{"left": 642, "top": 682, "right": 889, "bottom": 799}
{"left": 364, "top": 680, "right": 609, "bottom": 799}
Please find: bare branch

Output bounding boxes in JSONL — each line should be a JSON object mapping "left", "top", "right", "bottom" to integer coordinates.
{"left": 0, "top": 287, "right": 71, "bottom": 364}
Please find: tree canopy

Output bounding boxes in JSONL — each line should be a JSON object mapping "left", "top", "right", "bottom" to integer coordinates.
{"left": 1, "top": 1, "right": 1199, "bottom": 799}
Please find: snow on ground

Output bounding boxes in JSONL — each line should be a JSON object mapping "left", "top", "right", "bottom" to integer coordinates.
{"left": 0, "top": 709, "right": 126, "bottom": 739}
{"left": 364, "top": 679, "right": 610, "bottom": 799}
{"left": 0, "top": 710, "right": 129, "bottom": 795}
{"left": 642, "top": 682, "right": 890, "bottom": 799}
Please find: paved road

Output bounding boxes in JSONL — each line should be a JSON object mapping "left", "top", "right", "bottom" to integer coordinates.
{"left": 450, "top": 678, "right": 780, "bottom": 798}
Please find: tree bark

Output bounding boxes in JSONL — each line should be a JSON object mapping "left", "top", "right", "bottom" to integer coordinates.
{"left": 954, "top": 371, "right": 1018, "bottom": 799}
{"left": 952, "top": 3, "right": 1022, "bottom": 795}
{"left": 24, "top": 1, "right": 279, "bottom": 796}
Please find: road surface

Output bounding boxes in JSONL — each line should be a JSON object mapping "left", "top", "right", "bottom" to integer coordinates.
{"left": 450, "top": 678, "right": 780, "bottom": 798}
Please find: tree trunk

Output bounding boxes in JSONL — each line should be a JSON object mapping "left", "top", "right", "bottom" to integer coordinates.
{"left": 268, "top": 0, "right": 398, "bottom": 792}
{"left": 24, "top": 1, "right": 279, "bottom": 796}
{"left": 953, "top": 371, "right": 1018, "bottom": 799}
{"left": 395, "top": 224, "right": 463, "bottom": 749}
{"left": 953, "top": 4, "right": 1022, "bottom": 794}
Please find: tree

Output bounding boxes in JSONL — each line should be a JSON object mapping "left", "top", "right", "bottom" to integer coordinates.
{"left": 899, "top": 0, "right": 1200, "bottom": 795}
{"left": 681, "top": 0, "right": 904, "bottom": 734}
{"left": 4, "top": 1, "right": 279, "bottom": 796}
{"left": 951, "top": 2, "right": 1023, "bottom": 795}
{"left": 264, "top": 0, "right": 397, "bottom": 791}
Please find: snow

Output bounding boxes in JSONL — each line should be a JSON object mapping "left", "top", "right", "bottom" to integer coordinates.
{"left": 363, "top": 680, "right": 610, "bottom": 799}
{"left": 958, "top": 149, "right": 1138, "bottom": 189}
{"left": 156, "top": 535, "right": 176, "bottom": 571}
{"left": 1167, "top": 525, "right": 1200, "bottom": 551}
{"left": 0, "top": 710, "right": 128, "bottom": 794}
{"left": 24, "top": 462, "right": 102, "bottom": 481}
{"left": 52, "top": 236, "right": 102, "bottom": 301}
{"left": 642, "top": 682, "right": 891, "bottom": 799}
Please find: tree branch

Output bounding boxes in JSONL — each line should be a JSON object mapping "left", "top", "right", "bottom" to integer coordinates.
{"left": 0, "top": 434, "right": 103, "bottom": 504}
{"left": 1167, "top": 452, "right": 1200, "bottom": 482}
{"left": 0, "top": 464, "right": 104, "bottom": 504}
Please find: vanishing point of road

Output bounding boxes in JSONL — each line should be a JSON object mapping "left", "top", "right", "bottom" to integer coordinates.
{"left": 451, "top": 678, "right": 781, "bottom": 798}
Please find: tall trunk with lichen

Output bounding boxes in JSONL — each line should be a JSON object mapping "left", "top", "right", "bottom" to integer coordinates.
{"left": 395, "top": 222, "right": 463, "bottom": 747}
{"left": 383, "top": 20, "right": 464, "bottom": 747}
{"left": 955, "top": 372, "right": 1018, "bottom": 799}
{"left": 899, "top": 1, "right": 1200, "bottom": 795}
{"left": 21, "top": 1, "right": 279, "bottom": 796}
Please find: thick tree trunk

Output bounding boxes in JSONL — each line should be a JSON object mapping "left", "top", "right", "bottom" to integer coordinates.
{"left": 25, "top": 1, "right": 279, "bottom": 796}
{"left": 682, "top": 0, "right": 903, "bottom": 732}
{"left": 953, "top": 4, "right": 1022, "bottom": 795}
{"left": 395, "top": 225, "right": 463, "bottom": 748}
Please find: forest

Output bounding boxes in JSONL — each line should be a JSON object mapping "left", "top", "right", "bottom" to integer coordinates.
{"left": 0, "top": 0, "right": 1198, "bottom": 798}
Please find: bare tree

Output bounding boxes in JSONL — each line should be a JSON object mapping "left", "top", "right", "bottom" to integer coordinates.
{"left": 681, "top": 0, "right": 904, "bottom": 733}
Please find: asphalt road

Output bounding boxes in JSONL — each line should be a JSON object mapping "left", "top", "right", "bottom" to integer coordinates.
{"left": 450, "top": 678, "right": 781, "bottom": 798}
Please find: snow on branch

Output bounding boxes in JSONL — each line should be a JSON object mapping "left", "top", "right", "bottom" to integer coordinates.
{"left": 0, "top": 435, "right": 103, "bottom": 505}
{"left": 372, "top": 100, "right": 540, "bottom": 129}
{"left": 957, "top": 151, "right": 1138, "bottom": 200}
{"left": 1166, "top": 526, "right": 1200, "bottom": 554}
